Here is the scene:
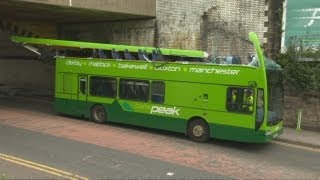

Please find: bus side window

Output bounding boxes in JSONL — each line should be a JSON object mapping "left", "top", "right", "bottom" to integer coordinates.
{"left": 242, "top": 88, "right": 255, "bottom": 113}
{"left": 119, "top": 79, "right": 150, "bottom": 102}
{"left": 79, "top": 77, "right": 87, "bottom": 94}
{"left": 226, "top": 88, "right": 239, "bottom": 112}
{"left": 256, "top": 89, "right": 264, "bottom": 124}
{"left": 226, "top": 88, "right": 255, "bottom": 114}
{"left": 151, "top": 81, "right": 165, "bottom": 103}
{"left": 90, "top": 77, "right": 117, "bottom": 98}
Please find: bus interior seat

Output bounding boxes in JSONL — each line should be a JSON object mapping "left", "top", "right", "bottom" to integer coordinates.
{"left": 98, "top": 49, "right": 107, "bottom": 59}
{"left": 151, "top": 49, "right": 164, "bottom": 61}
{"left": 124, "top": 49, "right": 136, "bottom": 60}
{"left": 138, "top": 49, "right": 144, "bottom": 60}
{"left": 226, "top": 56, "right": 233, "bottom": 64}
{"left": 111, "top": 48, "right": 121, "bottom": 60}
{"left": 143, "top": 50, "right": 150, "bottom": 60}
{"left": 177, "top": 57, "right": 184, "bottom": 62}
{"left": 90, "top": 49, "right": 99, "bottom": 58}
{"left": 152, "top": 49, "right": 159, "bottom": 61}
{"left": 194, "top": 58, "right": 203, "bottom": 62}
{"left": 138, "top": 49, "right": 150, "bottom": 61}
{"left": 225, "top": 56, "right": 242, "bottom": 65}
{"left": 235, "top": 56, "right": 242, "bottom": 64}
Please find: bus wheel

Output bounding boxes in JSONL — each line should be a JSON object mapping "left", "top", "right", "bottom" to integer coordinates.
{"left": 90, "top": 105, "right": 106, "bottom": 124}
{"left": 187, "top": 118, "right": 210, "bottom": 142}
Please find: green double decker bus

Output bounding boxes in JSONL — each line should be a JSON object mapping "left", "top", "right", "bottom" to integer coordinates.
{"left": 12, "top": 32, "right": 283, "bottom": 143}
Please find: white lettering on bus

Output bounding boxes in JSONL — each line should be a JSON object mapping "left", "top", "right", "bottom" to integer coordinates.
{"left": 150, "top": 106, "right": 180, "bottom": 116}
{"left": 155, "top": 66, "right": 181, "bottom": 72}
{"left": 88, "top": 62, "right": 111, "bottom": 68}
{"left": 118, "top": 63, "right": 148, "bottom": 70}
{"left": 66, "top": 60, "right": 82, "bottom": 67}
{"left": 189, "top": 67, "right": 240, "bottom": 75}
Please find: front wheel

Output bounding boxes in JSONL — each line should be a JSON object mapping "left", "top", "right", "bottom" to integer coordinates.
{"left": 187, "top": 118, "right": 210, "bottom": 142}
{"left": 90, "top": 104, "right": 107, "bottom": 124}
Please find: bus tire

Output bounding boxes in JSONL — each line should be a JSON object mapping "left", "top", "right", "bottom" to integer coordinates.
{"left": 187, "top": 118, "right": 210, "bottom": 143}
{"left": 90, "top": 104, "right": 107, "bottom": 124}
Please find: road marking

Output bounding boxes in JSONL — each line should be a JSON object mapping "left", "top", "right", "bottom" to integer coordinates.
{"left": 0, "top": 153, "right": 88, "bottom": 180}
{"left": 272, "top": 141, "right": 320, "bottom": 153}
{"left": 166, "top": 172, "right": 175, "bottom": 176}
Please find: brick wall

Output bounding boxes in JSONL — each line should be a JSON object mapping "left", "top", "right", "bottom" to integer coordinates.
{"left": 156, "top": 0, "right": 215, "bottom": 50}
{"left": 204, "top": 0, "right": 268, "bottom": 61}
{"left": 284, "top": 93, "right": 320, "bottom": 131}
{"left": 156, "top": 0, "right": 268, "bottom": 62}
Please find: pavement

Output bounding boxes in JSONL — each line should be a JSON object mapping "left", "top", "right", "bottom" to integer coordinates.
{"left": 276, "top": 127, "right": 320, "bottom": 149}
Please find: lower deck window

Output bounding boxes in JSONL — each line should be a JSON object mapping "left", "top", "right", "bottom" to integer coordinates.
{"left": 226, "top": 87, "right": 255, "bottom": 113}
{"left": 90, "top": 77, "right": 117, "bottom": 97}
{"left": 151, "top": 81, "right": 165, "bottom": 103}
{"left": 119, "top": 79, "right": 150, "bottom": 101}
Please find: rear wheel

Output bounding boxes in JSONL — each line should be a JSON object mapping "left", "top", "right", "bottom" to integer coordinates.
{"left": 187, "top": 118, "right": 210, "bottom": 142}
{"left": 90, "top": 105, "right": 106, "bottom": 124}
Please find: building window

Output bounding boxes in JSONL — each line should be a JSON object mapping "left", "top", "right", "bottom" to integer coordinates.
{"left": 90, "top": 77, "right": 117, "bottom": 98}
{"left": 119, "top": 79, "right": 149, "bottom": 102}
{"left": 151, "top": 81, "right": 165, "bottom": 103}
{"left": 226, "top": 87, "right": 255, "bottom": 113}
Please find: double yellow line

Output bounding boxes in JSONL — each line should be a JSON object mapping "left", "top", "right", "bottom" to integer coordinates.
{"left": 272, "top": 141, "right": 320, "bottom": 153}
{"left": 0, "top": 153, "right": 88, "bottom": 180}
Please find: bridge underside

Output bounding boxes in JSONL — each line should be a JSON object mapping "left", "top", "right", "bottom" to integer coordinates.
{"left": 0, "top": 0, "right": 156, "bottom": 59}
{"left": 0, "top": 0, "right": 155, "bottom": 23}
{"left": 0, "top": 0, "right": 156, "bottom": 91}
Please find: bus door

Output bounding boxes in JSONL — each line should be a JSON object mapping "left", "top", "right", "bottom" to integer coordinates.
{"left": 78, "top": 75, "right": 88, "bottom": 102}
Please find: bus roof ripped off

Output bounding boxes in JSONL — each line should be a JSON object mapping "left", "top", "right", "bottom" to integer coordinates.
{"left": 10, "top": 32, "right": 284, "bottom": 143}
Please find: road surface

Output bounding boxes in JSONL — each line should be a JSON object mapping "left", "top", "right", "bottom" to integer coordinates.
{"left": 0, "top": 96, "right": 319, "bottom": 179}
